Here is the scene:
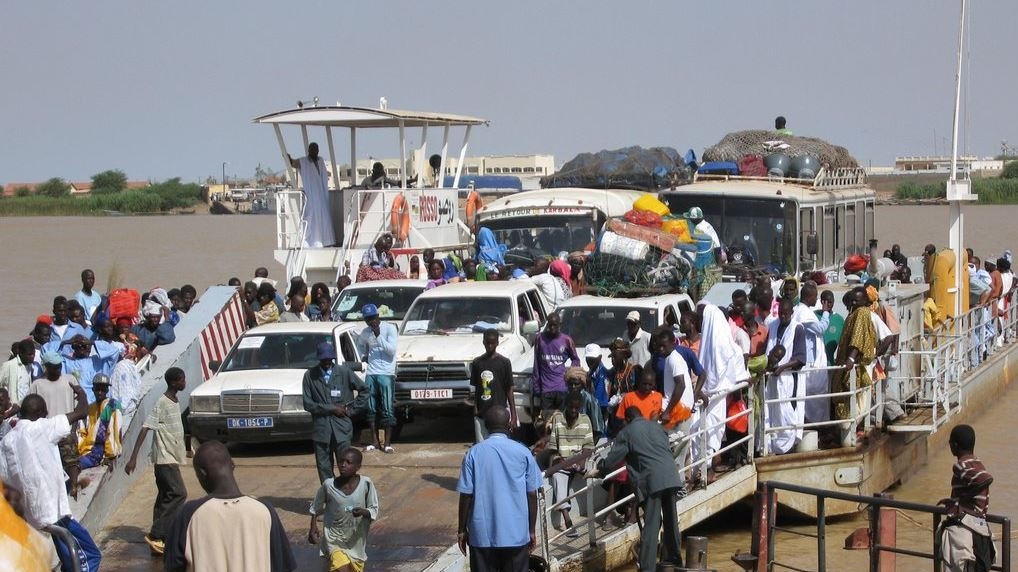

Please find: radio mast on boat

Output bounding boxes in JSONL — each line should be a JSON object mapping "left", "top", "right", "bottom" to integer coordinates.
{"left": 947, "top": 0, "right": 976, "bottom": 317}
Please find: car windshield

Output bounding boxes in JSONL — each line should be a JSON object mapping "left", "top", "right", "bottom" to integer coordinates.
{"left": 559, "top": 306, "right": 658, "bottom": 347}
{"left": 402, "top": 298, "right": 513, "bottom": 335}
{"left": 333, "top": 285, "right": 424, "bottom": 321}
{"left": 222, "top": 332, "right": 333, "bottom": 371}
{"left": 483, "top": 214, "right": 600, "bottom": 260}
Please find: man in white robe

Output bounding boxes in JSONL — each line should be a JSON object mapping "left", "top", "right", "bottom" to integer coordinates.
{"left": 765, "top": 299, "right": 806, "bottom": 454}
{"left": 288, "top": 142, "right": 336, "bottom": 248}
{"left": 794, "top": 282, "right": 831, "bottom": 425}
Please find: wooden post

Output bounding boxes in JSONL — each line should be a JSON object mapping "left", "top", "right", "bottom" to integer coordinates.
{"left": 751, "top": 484, "right": 772, "bottom": 572}
{"left": 877, "top": 506, "right": 896, "bottom": 572}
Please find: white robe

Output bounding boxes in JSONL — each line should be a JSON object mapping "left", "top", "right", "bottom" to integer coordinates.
{"left": 765, "top": 320, "right": 803, "bottom": 454}
{"left": 794, "top": 303, "right": 830, "bottom": 424}
{"left": 298, "top": 156, "right": 336, "bottom": 248}
{"left": 691, "top": 305, "right": 749, "bottom": 459}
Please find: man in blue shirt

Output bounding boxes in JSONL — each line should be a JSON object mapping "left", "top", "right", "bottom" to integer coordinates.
{"left": 356, "top": 304, "right": 398, "bottom": 453}
{"left": 74, "top": 269, "right": 103, "bottom": 327}
{"left": 457, "top": 407, "right": 542, "bottom": 572}
{"left": 132, "top": 304, "right": 176, "bottom": 351}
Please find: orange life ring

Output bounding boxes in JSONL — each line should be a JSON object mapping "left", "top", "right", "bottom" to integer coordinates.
{"left": 390, "top": 193, "right": 410, "bottom": 242}
{"left": 465, "top": 190, "right": 483, "bottom": 230}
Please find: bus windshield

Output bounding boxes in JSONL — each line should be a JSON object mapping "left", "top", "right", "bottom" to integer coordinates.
{"left": 662, "top": 195, "right": 795, "bottom": 274}
{"left": 480, "top": 214, "right": 600, "bottom": 259}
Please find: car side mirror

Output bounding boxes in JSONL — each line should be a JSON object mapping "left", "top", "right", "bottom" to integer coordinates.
{"left": 522, "top": 320, "right": 540, "bottom": 335}
{"left": 342, "top": 361, "right": 363, "bottom": 372}
{"left": 208, "top": 360, "right": 221, "bottom": 373}
{"left": 805, "top": 232, "right": 818, "bottom": 256}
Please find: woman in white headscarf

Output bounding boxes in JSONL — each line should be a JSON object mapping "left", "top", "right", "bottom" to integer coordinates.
{"left": 691, "top": 304, "right": 750, "bottom": 465}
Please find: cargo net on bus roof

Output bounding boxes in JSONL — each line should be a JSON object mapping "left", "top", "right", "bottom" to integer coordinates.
{"left": 584, "top": 220, "right": 721, "bottom": 299}
{"left": 703, "top": 130, "right": 859, "bottom": 170}
{"left": 541, "top": 146, "right": 693, "bottom": 190}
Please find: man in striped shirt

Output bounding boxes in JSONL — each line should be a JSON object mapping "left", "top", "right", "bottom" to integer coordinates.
{"left": 938, "top": 424, "right": 994, "bottom": 572}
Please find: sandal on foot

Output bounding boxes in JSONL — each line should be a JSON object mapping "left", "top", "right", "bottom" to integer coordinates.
{"left": 364, "top": 445, "right": 376, "bottom": 452}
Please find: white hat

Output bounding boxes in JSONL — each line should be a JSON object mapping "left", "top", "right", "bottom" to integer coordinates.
{"left": 583, "top": 343, "right": 602, "bottom": 360}
{"left": 688, "top": 206, "right": 704, "bottom": 219}
{"left": 625, "top": 310, "right": 641, "bottom": 323}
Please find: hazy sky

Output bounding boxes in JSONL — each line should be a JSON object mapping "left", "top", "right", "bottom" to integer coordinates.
{"left": 3, "top": 1, "right": 1016, "bottom": 185}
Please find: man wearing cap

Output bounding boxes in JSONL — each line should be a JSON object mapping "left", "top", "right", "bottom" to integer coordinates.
{"left": 132, "top": 302, "right": 176, "bottom": 351}
{"left": 356, "top": 304, "right": 399, "bottom": 453}
{"left": 622, "top": 311, "right": 652, "bottom": 369}
{"left": 30, "top": 351, "right": 84, "bottom": 498}
{"left": 687, "top": 206, "right": 721, "bottom": 250}
{"left": 77, "top": 374, "right": 124, "bottom": 468}
{"left": 583, "top": 343, "right": 610, "bottom": 421}
{"left": 303, "top": 342, "right": 366, "bottom": 484}
{"left": 0, "top": 339, "right": 35, "bottom": 415}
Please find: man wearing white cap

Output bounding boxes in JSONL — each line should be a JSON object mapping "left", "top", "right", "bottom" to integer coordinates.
{"left": 622, "top": 311, "right": 652, "bottom": 368}
{"left": 687, "top": 206, "right": 720, "bottom": 250}
{"left": 583, "top": 343, "right": 610, "bottom": 422}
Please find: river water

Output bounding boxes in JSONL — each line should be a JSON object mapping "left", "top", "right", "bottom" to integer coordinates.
{"left": 2, "top": 204, "right": 1015, "bottom": 570}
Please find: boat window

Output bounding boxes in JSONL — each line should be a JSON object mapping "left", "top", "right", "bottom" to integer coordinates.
{"left": 401, "top": 297, "right": 513, "bottom": 335}
{"left": 222, "top": 333, "right": 332, "bottom": 372}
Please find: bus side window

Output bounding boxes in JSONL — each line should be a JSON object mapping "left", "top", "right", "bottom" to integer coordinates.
{"left": 823, "top": 206, "right": 835, "bottom": 268}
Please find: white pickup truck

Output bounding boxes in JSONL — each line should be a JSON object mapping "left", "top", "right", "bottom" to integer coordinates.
{"left": 394, "top": 281, "right": 552, "bottom": 427}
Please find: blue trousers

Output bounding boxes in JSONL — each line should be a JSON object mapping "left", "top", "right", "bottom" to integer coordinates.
{"left": 366, "top": 374, "right": 397, "bottom": 427}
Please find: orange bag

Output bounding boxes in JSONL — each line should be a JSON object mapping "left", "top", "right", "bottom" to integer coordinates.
{"left": 726, "top": 394, "right": 749, "bottom": 433}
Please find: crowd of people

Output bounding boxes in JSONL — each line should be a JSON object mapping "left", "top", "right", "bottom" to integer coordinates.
{"left": 1, "top": 236, "right": 1012, "bottom": 571}
{"left": 0, "top": 268, "right": 199, "bottom": 570}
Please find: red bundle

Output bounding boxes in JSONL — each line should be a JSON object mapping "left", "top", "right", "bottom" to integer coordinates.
{"left": 623, "top": 209, "right": 663, "bottom": 228}
{"left": 843, "top": 254, "right": 869, "bottom": 274}
{"left": 356, "top": 265, "right": 407, "bottom": 282}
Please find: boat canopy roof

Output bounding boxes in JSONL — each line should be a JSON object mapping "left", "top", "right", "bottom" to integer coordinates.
{"left": 253, "top": 106, "right": 488, "bottom": 129}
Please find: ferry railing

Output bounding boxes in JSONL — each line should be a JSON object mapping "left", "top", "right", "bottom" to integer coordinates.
{"left": 275, "top": 189, "right": 308, "bottom": 279}
{"left": 755, "top": 365, "right": 877, "bottom": 454}
{"left": 538, "top": 383, "right": 754, "bottom": 553}
{"left": 683, "top": 381, "right": 755, "bottom": 486}
{"left": 753, "top": 480, "right": 1011, "bottom": 572}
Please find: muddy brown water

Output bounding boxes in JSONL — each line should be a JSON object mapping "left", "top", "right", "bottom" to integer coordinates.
{"left": 2, "top": 204, "right": 1015, "bottom": 570}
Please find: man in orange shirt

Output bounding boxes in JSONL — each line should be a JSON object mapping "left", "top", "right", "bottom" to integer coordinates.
{"left": 616, "top": 370, "right": 663, "bottom": 422}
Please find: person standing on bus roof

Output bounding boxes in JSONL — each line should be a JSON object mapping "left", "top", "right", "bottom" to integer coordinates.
{"left": 288, "top": 142, "right": 336, "bottom": 248}
{"left": 775, "top": 116, "right": 793, "bottom": 137}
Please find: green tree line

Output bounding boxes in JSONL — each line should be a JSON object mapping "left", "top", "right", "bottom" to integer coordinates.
{"left": 894, "top": 161, "right": 1018, "bottom": 203}
{"left": 0, "top": 172, "right": 203, "bottom": 216}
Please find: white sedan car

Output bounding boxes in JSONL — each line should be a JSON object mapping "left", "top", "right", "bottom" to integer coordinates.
{"left": 188, "top": 322, "right": 365, "bottom": 444}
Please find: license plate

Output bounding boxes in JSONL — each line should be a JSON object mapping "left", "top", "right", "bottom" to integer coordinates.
{"left": 227, "top": 417, "right": 274, "bottom": 429}
{"left": 411, "top": 389, "right": 452, "bottom": 399}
